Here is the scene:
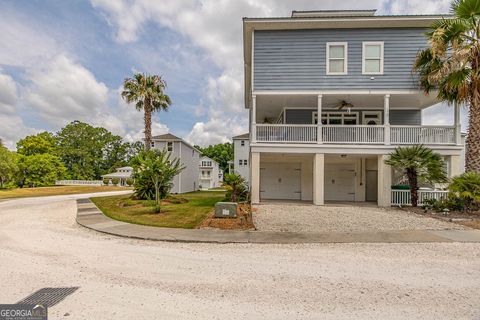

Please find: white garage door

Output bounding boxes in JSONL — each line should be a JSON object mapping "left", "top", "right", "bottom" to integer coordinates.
{"left": 260, "top": 162, "right": 301, "bottom": 200}
{"left": 324, "top": 164, "right": 355, "bottom": 201}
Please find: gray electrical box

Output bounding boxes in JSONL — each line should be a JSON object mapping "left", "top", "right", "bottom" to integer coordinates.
{"left": 214, "top": 202, "right": 238, "bottom": 218}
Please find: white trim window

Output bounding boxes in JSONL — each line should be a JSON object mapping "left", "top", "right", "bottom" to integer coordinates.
{"left": 362, "top": 42, "right": 384, "bottom": 75}
{"left": 167, "top": 141, "right": 173, "bottom": 152}
{"left": 312, "top": 111, "right": 359, "bottom": 125}
{"left": 326, "top": 42, "right": 348, "bottom": 75}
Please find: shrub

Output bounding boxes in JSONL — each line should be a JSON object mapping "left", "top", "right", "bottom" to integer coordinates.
{"left": 448, "top": 172, "right": 480, "bottom": 212}
{"left": 126, "top": 178, "right": 134, "bottom": 186}
{"left": 103, "top": 178, "right": 110, "bottom": 185}
{"left": 223, "top": 173, "right": 248, "bottom": 203}
{"left": 111, "top": 177, "right": 120, "bottom": 186}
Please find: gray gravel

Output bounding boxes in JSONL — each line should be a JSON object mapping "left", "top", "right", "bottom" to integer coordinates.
{"left": 254, "top": 204, "right": 466, "bottom": 233}
{"left": 0, "top": 196, "right": 479, "bottom": 319}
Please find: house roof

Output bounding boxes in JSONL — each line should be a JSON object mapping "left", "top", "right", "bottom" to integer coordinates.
{"left": 242, "top": 10, "right": 452, "bottom": 108}
{"left": 116, "top": 166, "right": 133, "bottom": 170}
{"left": 102, "top": 172, "right": 132, "bottom": 178}
{"left": 199, "top": 156, "right": 219, "bottom": 166}
{"left": 151, "top": 133, "right": 201, "bottom": 153}
{"left": 232, "top": 133, "right": 250, "bottom": 140}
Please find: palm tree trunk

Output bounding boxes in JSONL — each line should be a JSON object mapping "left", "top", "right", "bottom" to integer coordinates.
{"left": 407, "top": 169, "right": 419, "bottom": 207}
{"left": 144, "top": 98, "right": 152, "bottom": 151}
{"left": 466, "top": 48, "right": 480, "bottom": 172}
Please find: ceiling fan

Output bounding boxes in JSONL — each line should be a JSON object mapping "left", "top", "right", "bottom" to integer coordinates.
{"left": 336, "top": 100, "right": 354, "bottom": 110}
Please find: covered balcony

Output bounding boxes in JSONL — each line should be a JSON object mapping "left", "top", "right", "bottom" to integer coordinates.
{"left": 250, "top": 92, "right": 462, "bottom": 146}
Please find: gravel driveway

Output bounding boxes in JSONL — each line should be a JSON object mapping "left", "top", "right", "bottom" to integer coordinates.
{"left": 254, "top": 204, "right": 466, "bottom": 233}
{"left": 1, "top": 196, "right": 479, "bottom": 319}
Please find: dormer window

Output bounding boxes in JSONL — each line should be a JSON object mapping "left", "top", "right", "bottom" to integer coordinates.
{"left": 326, "top": 42, "right": 347, "bottom": 75}
{"left": 362, "top": 42, "right": 384, "bottom": 74}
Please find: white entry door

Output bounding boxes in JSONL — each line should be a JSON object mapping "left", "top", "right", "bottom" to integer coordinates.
{"left": 324, "top": 164, "right": 355, "bottom": 201}
{"left": 260, "top": 162, "right": 301, "bottom": 200}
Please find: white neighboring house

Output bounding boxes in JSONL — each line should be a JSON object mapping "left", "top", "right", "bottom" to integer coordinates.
{"left": 199, "top": 156, "right": 223, "bottom": 190}
{"left": 102, "top": 167, "right": 133, "bottom": 186}
{"left": 232, "top": 133, "right": 250, "bottom": 185}
{"left": 151, "top": 133, "right": 200, "bottom": 194}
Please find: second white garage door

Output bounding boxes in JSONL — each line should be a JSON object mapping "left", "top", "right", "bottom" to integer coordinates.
{"left": 324, "top": 164, "right": 355, "bottom": 201}
{"left": 260, "top": 162, "right": 301, "bottom": 200}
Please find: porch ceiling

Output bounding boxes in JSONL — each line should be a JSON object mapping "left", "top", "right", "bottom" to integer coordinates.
{"left": 256, "top": 92, "right": 439, "bottom": 117}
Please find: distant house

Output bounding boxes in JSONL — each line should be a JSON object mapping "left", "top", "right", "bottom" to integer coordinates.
{"left": 199, "top": 156, "right": 223, "bottom": 190}
{"left": 232, "top": 133, "right": 250, "bottom": 185}
{"left": 151, "top": 133, "right": 200, "bottom": 193}
{"left": 102, "top": 166, "right": 133, "bottom": 186}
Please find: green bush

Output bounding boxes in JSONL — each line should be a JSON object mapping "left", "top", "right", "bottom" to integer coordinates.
{"left": 126, "top": 178, "right": 134, "bottom": 186}
{"left": 223, "top": 173, "right": 248, "bottom": 203}
{"left": 111, "top": 177, "right": 119, "bottom": 186}
{"left": 423, "top": 196, "right": 465, "bottom": 212}
{"left": 448, "top": 172, "right": 480, "bottom": 212}
{"left": 103, "top": 178, "right": 110, "bottom": 185}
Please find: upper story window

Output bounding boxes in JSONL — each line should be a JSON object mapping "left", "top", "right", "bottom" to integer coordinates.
{"left": 241, "top": 140, "right": 245, "bottom": 146}
{"left": 312, "top": 111, "right": 359, "bottom": 125}
{"left": 362, "top": 42, "right": 384, "bottom": 75}
{"left": 201, "top": 160, "right": 212, "bottom": 167}
{"left": 326, "top": 42, "right": 348, "bottom": 75}
{"left": 150, "top": 141, "right": 155, "bottom": 148}
{"left": 167, "top": 141, "right": 173, "bottom": 152}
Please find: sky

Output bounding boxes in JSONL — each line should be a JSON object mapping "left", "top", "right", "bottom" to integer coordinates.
{"left": 0, "top": 0, "right": 467, "bottom": 149}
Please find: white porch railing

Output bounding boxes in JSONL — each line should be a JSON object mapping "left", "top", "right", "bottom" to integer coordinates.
{"left": 322, "top": 125, "right": 384, "bottom": 144}
{"left": 391, "top": 189, "right": 449, "bottom": 206}
{"left": 254, "top": 124, "right": 456, "bottom": 145}
{"left": 390, "top": 126, "right": 455, "bottom": 145}
{"left": 55, "top": 180, "right": 103, "bottom": 186}
{"left": 256, "top": 124, "right": 317, "bottom": 143}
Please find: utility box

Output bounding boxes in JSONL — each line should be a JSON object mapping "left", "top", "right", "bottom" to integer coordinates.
{"left": 214, "top": 202, "right": 237, "bottom": 218}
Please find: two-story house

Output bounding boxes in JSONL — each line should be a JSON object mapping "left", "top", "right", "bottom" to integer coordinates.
{"left": 243, "top": 10, "right": 464, "bottom": 206}
{"left": 199, "top": 156, "right": 223, "bottom": 189}
{"left": 232, "top": 133, "right": 250, "bottom": 184}
{"left": 151, "top": 133, "right": 200, "bottom": 193}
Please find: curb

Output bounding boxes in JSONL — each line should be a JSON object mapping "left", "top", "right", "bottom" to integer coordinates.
{"left": 76, "top": 199, "right": 480, "bottom": 244}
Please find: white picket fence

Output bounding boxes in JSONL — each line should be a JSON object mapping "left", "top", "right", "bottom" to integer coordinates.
{"left": 391, "top": 189, "right": 449, "bottom": 206}
{"left": 55, "top": 180, "right": 103, "bottom": 186}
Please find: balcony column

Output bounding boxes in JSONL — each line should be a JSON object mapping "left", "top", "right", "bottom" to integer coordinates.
{"left": 378, "top": 154, "right": 392, "bottom": 207}
{"left": 250, "top": 152, "right": 260, "bottom": 204}
{"left": 384, "top": 94, "right": 391, "bottom": 145}
{"left": 317, "top": 94, "right": 323, "bottom": 144}
{"left": 251, "top": 94, "right": 257, "bottom": 143}
{"left": 313, "top": 153, "right": 324, "bottom": 205}
{"left": 454, "top": 101, "right": 462, "bottom": 145}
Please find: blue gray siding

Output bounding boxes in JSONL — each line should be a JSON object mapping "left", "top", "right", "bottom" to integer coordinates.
{"left": 284, "top": 109, "right": 421, "bottom": 125}
{"left": 253, "top": 28, "right": 427, "bottom": 90}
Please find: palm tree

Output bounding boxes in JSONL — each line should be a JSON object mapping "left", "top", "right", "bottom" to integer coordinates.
{"left": 385, "top": 145, "right": 448, "bottom": 207}
{"left": 413, "top": 0, "right": 480, "bottom": 172}
{"left": 121, "top": 73, "right": 171, "bottom": 150}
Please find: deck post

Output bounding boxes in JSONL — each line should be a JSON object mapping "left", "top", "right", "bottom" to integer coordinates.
{"left": 251, "top": 94, "right": 257, "bottom": 143}
{"left": 317, "top": 94, "right": 323, "bottom": 144}
{"left": 377, "top": 154, "right": 392, "bottom": 207}
{"left": 384, "top": 94, "right": 390, "bottom": 145}
{"left": 313, "top": 153, "right": 324, "bottom": 205}
{"left": 250, "top": 152, "right": 260, "bottom": 204}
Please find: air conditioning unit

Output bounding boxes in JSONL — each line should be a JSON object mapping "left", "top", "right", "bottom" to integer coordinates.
{"left": 214, "top": 202, "right": 237, "bottom": 218}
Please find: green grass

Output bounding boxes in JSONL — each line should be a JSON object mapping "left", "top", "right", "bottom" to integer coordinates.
{"left": 0, "top": 185, "right": 132, "bottom": 200}
{"left": 91, "top": 191, "right": 226, "bottom": 229}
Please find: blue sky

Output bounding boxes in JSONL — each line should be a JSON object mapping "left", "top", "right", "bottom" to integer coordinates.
{"left": 0, "top": 0, "right": 463, "bottom": 149}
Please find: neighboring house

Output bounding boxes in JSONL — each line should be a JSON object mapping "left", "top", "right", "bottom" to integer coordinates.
{"left": 102, "top": 166, "right": 133, "bottom": 186}
{"left": 199, "top": 156, "right": 223, "bottom": 189}
{"left": 243, "top": 10, "right": 465, "bottom": 206}
{"left": 232, "top": 133, "right": 250, "bottom": 184}
{"left": 151, "top": 133, "right": 200, "bottom": 193}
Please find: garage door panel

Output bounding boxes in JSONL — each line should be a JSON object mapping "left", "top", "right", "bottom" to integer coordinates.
{"left": 325, "top": 164, "right": 355, "bottom": 201}
{"left": 260, "top": 162, "right": 301, "bottom": 200}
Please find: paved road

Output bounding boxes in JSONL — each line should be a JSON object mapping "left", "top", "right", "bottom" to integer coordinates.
{"left": 1, "top": 194, "right": 480, "bottom": 319}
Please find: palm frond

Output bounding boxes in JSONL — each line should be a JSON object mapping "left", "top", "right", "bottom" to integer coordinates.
{"left": 451, "top": 0, "right": 480, "bottom": 20}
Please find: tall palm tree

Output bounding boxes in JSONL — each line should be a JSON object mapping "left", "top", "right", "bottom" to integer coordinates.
{"left": 121, "top": 73, "right": 171, "bottom": 150}
{"left": 386, "top": 145, "right": 448, "bottom": 207}
{"left": 414, "top": 0, "right": 480, "bottom": 172}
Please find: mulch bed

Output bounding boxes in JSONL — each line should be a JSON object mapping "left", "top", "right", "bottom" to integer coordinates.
{"left": 198, "top": 203, "right": 256, "bottom": 230}
{"left": 404, "top": 206, "right": 480, "bottom": 229}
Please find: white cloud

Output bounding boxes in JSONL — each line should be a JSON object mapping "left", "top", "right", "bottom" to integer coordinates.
{"left": 385, "top": 0, "right": 451, "bottom": 15}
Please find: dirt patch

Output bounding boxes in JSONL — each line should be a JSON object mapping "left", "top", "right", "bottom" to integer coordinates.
{"left": 405, "top": 207, "right": 480, "bottom": 229}
{"left": 198, "top": 203, "right": 255, "bottom": 230}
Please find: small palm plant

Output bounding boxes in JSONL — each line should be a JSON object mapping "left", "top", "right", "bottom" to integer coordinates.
{"left": 413, "top": 0, "right": 480, "bottom": 172}
{"left": 448, "top": 171, "right": 480, "bottom": 211}
{"left": 223, "top": 173, "right": 247, "bottom": 203}
{"left": 121, "top": 73, "right": 171, "bottom": 150}
{"left": 385, "top": 145, "right": 448, "bottom": 207}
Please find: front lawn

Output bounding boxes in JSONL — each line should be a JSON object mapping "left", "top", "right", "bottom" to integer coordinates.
{"left": 0, "top": 185, "right": 132, "bottom": 200}
{"left": 91, "top": 191, "right": 226, "bottom": 229}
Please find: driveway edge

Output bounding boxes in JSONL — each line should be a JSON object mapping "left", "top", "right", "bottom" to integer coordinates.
{"left": 76, "top": 199, "right": 480, "bottom": 244}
